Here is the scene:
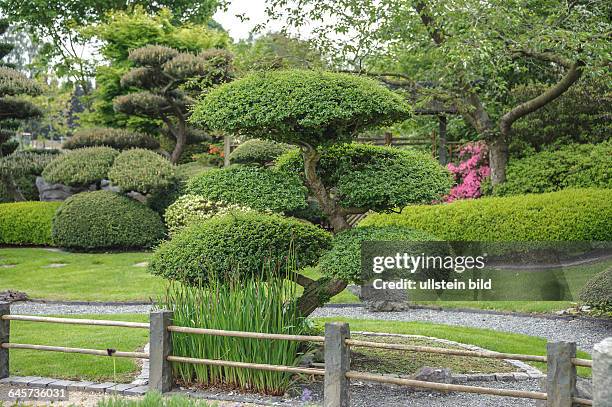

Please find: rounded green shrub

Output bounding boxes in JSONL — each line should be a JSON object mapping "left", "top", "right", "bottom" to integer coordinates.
{"left": 149, "top": 211, "right": 332, "bottom": 284}
{"left": 495, "top": 141, "right": 612, "bottom": 196}
{"left": 360, "top": 189, "right": 612, "bottom": 241}
{"left": 190, "top": 70, "right": 409, "bottom": 146}
{"left": 63, "top": 128, "right": 160, "bottom": 150}
{"left": 164, "top": 194, "right": 252, "bottom": 235}
{"left": 52, "top": 190, "right": 165, "bottom": 250}
{"left": 229, "top": 139, "right": 296, "bottom": 165}
{"left": 108, "top": 149, "right": 176, "bottom": 194}
{"left": 319, "top": 226, "right": 436, "bottom": 283}
{"left": 276, "top": 143, "right": 452, "bottom": 211}
{"left": 186, "top": 165, "right": 308, "bottom": 213}
{"left": 42, "top": 147, "right": 119, "bottom": 187}
{"left": 0, "top": 151, "right": 59, "bottom": 202}
{"left": 579, "top": 268, "right": 611, "bottom": 313}
{"left": 0, "top": 201, "right": 61, "bottom": 245}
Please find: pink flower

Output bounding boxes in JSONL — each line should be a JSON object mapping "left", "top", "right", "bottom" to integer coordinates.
{"left": 443, "top": 141, "right": 490, "bottom": 203}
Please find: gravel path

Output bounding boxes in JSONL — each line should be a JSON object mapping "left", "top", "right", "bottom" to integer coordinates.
{"left": 312, "top": 306, "right": 611, "bottom": 352}
{"left": 11, "top": 302, "right": 611, "bottom": 352}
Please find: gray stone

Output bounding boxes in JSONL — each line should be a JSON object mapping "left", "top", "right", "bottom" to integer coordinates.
{"left": 364, "top": 300, "right": 410, "bottom": 312}
{"left": 411, "top": 366, "right": 453, "bottom": 384}
{"left": 28, "top": 377, "right": 58, "bottom": 387}
{"left": 100, "top": 179, "right": 120, "bottom": 193}
{"left": 361, "top": 282, "right": 409, "bottom": 312}
{"left": 11, "top": 376, "right": 42, "bottom": 385}
{"left": 451, "top": 374, "right": 469, "bottom": 383}
{"left": 126, "top": 191, "right": 147, "bottom": 203}
{"left": 149, "top": 310, "right": 174, "bottom": 392}
{"left": 106, "top": 383, "right": 138, "bottom": 394}
{"left": 65, "top": 381, "right": 94, "bottom": 390}
{"left": 123, "top": 385, "right": 149, "bottom": 396}
{"left": 86, "top": 382, "right": 116, "bottom": 393}
{"left": 494, "top": 372, "right": 516, "bottom": 382}
{"left": 593, "top": 337, "right": 612, "bottom": 407}
{"left": 545, "top": 342, "right": 576, "bottom": 407}
{"left": 36, "top": 176, "right": 90, "bottom": 201}
{"left": 324, "top": 322, "right": 350, "bottom": 407}
{"left": 47, "top": 380, "right": 76, "bottom": 389}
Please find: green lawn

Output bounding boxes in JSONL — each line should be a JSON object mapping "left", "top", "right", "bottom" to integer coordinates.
{"left": 6, "top": 314, "right": 591, "bottom": 382}
{"left": 0, "top": 248, "right": 164, "bottom": 301}
{"left": 8, "top": 314, "right": 149, "bottom": 382}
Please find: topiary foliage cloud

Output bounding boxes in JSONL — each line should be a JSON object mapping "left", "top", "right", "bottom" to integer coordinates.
{"left": 63, "top": 128, "right": 160, "bottom": 151}
{"left": 190, "top": 70, "right": 410, "bottom": 146}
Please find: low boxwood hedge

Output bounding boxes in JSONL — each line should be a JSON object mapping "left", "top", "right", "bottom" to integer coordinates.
{"left": 52, "top": 190, "right": 165, "bottom": 250}
{"left": 63, "top": 128, "right": 160, "bottom": 151}
{"left": 495, "top": 141, "right": 612, "bottom": 196}
{"left": 186, "top": 165, "right": 308, "bottom": 213}
{"left": 108, "top": 149, "right": 176, "bottom": 194}
{"left": 229, "top": 139, "right": 295, "bottom": 165}
{"left": 360, "top": 189, "right": 612, "bottom": 241}
{"left": 42, "top": 147, "right": 119, "bottom": 187}
{"left": 0, "top": 201, "right": 61, "bottom": 245}
{"left": 149, "top": 211, "right": 332, "bottom": 284}
{"left": 579, "top": 268, "right": 611, "bottom": 314}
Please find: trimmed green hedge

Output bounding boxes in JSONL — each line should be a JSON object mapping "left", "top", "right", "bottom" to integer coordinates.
{"left": 0, "top": 151, "right": 59, "bottom": 202}
{"left": 361, "top": 189, "right": 612, "bottom": 241}
{"left": 186, "top": 165, "right": 307, "bottom": 213}
{"left": 149, "top": 211, "right": 332, "bottom": 284}
{"left": 108, "top": 149, "right": 176, "bottom": 194}
{"left": 495, "top": 141, "right": 612, "bottom": 196}
{"left": 42, "top": 147, "right": 119, "bottom": 187}
{"left": 52, "top": 191, "right": 165, "bottom": 250}
{"left": 579, "top": 268, "right": 611, "bottom": 313}
{"left": 229, "top": 139, "right": 295, "bottom": 165}
{"left": 63, "top": 128, "right": 160, "bottom": 150}
{"left": 319, "top": 226, "right": 436, "bottom": 283}
{"left": 0, "top": 201, "right": 61, "bottom": 245}
{"left": 276, "top": 143, "right": 452, "bottom": 211}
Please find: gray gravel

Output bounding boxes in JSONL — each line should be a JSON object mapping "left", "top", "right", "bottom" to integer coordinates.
{"left": 312, "top": 306, "right": 611, "bottom": 352}
{"left": 11, "top": 302, "right": 611, "bottom": 352}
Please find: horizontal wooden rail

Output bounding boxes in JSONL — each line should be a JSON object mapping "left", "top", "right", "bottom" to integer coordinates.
{"left": 345, "top": 339, "right": 547, "bottom": 362}
{"left": 167, "top": 355, "right": 325, "bottom": 376}
{"left": 167, "top": 326, "right": 325, "bottom": 343}
{"left": 346, "top": 371, "right": 547, "bottom": 400}
{"left": 571, "top": 358, "right": 593, "bottom": 368}
{"left": 1, "top": 343, "right": 149, "bottom": 359}
{"left": 1, "top": 315, "right": 149, "bottom": 329}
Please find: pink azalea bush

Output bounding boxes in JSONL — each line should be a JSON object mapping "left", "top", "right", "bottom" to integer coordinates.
{"left": 445, "top": 141, "right": 490, "bottom": 202}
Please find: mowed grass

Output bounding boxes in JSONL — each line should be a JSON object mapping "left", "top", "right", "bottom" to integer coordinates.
{"left": 0, "top": 248, "right": 164, "bottom": 301}
{"left": 7, "top": 315, "right": 591, "bottom": 382}
{"left": 8, "top": 314, "right": 149, "bottom": 382}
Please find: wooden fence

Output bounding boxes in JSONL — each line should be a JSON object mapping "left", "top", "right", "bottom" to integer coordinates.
{"left": 1, "top": 303, "right": 610, "bottom": 406}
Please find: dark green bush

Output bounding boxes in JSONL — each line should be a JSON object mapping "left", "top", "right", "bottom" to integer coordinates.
{"left": 190, "top": 70, "right": 409, "bottom": 146}
{"left": 42, "top": 147, "right": 119, "bottom": 187}
{"left": 276, "top": 143, "right": 452, "bottom": 211}
{"left": 149, "top": 211, "right": 332, "bottom": 284}
{"left": 52, "top": 190, "right": 165, "bottom": 250}
{"left": 0, "top": 201, "right": 61, "bottom": 245}
{"left": 495, "top": 141, "right": 612, "bottom": 196}
{"left": 229, "top": 139, "right": 295, "bottom": 165}
{"left": 0, "top": 151, "right": 58, "bottom": 202}
{"left": 319, "top": 226, "right": 436, "bottom": 283}
{"left": 108, "top": 149, "right": 176, "bottom": 194}
{"left": 361, "top": 189, "right": 612, "bottom": 241}
{"left": 186, "top": 165, "right": 307, "bottom": 213}
{"left": 579, "top": 268, "right": 611, "bottom": 314}
{"left": 63, "top": 128, "right": 160, "bottom": 150}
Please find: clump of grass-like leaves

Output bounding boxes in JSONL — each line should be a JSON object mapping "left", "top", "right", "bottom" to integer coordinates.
{"left": 157, "top": 262, "right": 307, "bottom": 395}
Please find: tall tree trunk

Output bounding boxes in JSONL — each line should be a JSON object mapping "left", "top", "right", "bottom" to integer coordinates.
{"left": 296, "top": 277, "right": 348, "bottom": 317}
{"left": 488, "top": 135, "right": 508, "bottom": 186}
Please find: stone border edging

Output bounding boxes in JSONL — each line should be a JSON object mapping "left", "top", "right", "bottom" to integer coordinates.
{"left": 351, "top": 331, "right": 545, "bottom": 383}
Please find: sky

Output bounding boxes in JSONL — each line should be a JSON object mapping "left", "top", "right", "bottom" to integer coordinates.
{"left": 213, "top": 0, "right": 283, "bottom": 41}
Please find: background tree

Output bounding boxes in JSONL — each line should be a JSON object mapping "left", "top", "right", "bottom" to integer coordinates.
{"left": 266, "top": 0, "right": 610, "bottom": 185}
{"left": 114, "top": 45, "right": 233, "bottom": 163}
{"left": 0, "top": 1, "right": 225, "bottom": 89}
{"left": 191, "top": 69, "right": 451, "bottom": 315}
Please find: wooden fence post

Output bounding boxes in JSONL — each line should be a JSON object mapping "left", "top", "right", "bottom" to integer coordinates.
{"left": 593, "top": 337, "right": 612, "bottom": 406}
{"left": 149, "top": 310, "right": 173, "bottom": 393}
{"left": 223, "top": 135, "right": 231, "bottom": 167}
{"left": 0, "top": 302, "right": 9, "bottom": 379}
{"left": 324, "top": 322, "right": 350, "bottom": 407}
{"left": 546, "top": 341, "right": 576, "bottom": 407}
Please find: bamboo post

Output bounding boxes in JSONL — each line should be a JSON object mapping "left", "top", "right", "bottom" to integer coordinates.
{"left": 324, "top": 322, "right": 350, "bottom": 407}
{"left": 0, "top": 302, "right": 8, "bottom": 379}
{"left": 546, "top": 342, "right": 577, "bottom": 407}
{"left": 592, "top": 337, "right": 612, "bottom": 406}
{"left": 149, "top": 310, "right": 173, "bottom": 393}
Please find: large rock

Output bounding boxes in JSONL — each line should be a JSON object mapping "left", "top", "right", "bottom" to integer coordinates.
{"left": 36, "top": 176, "right": 91, "bottom": 201}
{"left": 361, "top": 282, "right": 410, "bottom": 312}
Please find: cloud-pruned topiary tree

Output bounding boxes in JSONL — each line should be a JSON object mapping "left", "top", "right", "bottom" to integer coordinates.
{"left": 63, "top": 128, "right": 160, "bottom": 151}
{"left": 0, "top": 19, "right": 43, "bottom": 200}
{"left": 190, "top": 69, "right": 451, "bottom": 316}
{"left": 114, "top": 45, "right": 233, "bottom": 163}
